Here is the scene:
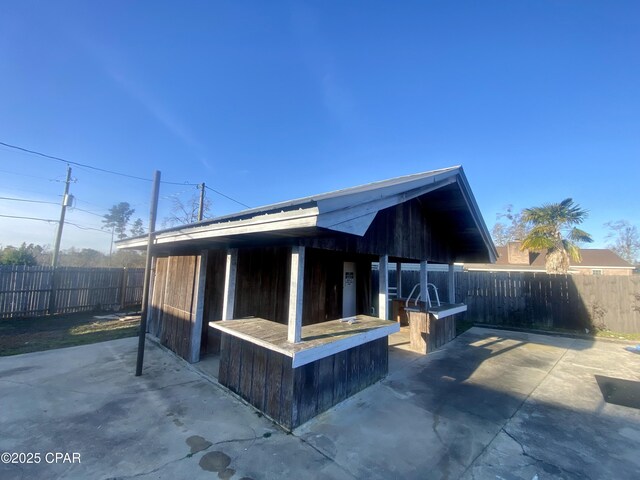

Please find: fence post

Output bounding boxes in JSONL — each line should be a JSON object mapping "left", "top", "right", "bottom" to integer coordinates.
{"left": 48, "top": 267, "right": 57, "bottom": 315}
{"left": 119, "top": 267, "right": 128, "bottom": 310}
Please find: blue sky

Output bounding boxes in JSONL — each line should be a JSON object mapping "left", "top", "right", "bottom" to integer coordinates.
{"left": 1, "top": 1, "right": 638, "bottom": 253}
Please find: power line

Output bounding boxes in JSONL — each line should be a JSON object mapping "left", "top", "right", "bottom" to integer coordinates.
{"left": 0, "top": 196, "right": 59, "bottom": 205}
{"left": 0, "top": 140, "right": 251, "bottom": 208}
{"left": 0, "top": 214, "right": 57, "bottom": 224}
{"left": 205, "top": 185, "right": 251, "bottom": 208}
{"left": 69, "top": 206, "right": 105, "bottom": 218}
{"left": 0, "top": 213, "right": 111, "bottom": 234}
{"left": 0, "top": 141, "right": 153, "bottom": 183}
{"left": 0, "top": 168, "right": 62, "bottom": 182}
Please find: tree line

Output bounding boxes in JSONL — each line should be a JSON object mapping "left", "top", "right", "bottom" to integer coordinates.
{"left": 0, "top": 243, "right": 145, "bottom": 268}
{"left": 1, "top": 194, "right": 211, "bottom": 268}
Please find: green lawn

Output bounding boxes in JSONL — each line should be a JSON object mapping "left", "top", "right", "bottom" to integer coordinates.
{"left": 0, "top": 311, "right": 140, "bottom": 356}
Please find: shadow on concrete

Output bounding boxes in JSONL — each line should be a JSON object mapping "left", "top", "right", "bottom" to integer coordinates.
{"left": 299, "top": 328, "right": 640, "bottom": 479}
{"left": 595, "top": 375, "right": 640, "bottom": 410}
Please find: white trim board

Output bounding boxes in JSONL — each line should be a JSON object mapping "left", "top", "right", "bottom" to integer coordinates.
{"left": 429, "top": 304, "right": 467, "bottom": 319}
{"left": 292, "top": 322, "right": 399, "bottom": 368}
{"left": 209, "top": 318, "right": 400, "bottom": 368}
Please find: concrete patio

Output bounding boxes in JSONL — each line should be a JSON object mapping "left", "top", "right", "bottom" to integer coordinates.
{"left": 1, "top": 327, "right": 639, "bottom": 479}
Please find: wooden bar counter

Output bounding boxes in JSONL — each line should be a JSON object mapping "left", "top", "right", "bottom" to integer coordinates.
{"left": 210, "top": 316, "right": 399, "bottom": 429}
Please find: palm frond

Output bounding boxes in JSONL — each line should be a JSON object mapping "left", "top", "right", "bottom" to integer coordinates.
{"left": 521, "top": 233, "right": 554, "bottom": 252}
{"left": 563, "top": 241, "right": 582, "bottom": 262}
{"left": 569, "top": 227, "right": 593, "bottom": 243}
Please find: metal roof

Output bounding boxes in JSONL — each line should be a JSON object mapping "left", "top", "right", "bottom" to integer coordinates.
{"left": 116, "top": 165, "right": 497, "bottom": 262}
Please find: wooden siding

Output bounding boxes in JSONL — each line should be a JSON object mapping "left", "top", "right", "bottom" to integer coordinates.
{"left": 408, "top": 311, "right": 457, "bottom": 353}
{"left": 218, "top": 333, "right": 388, "bottom": 429}
{"left": 382, "top": 270, "right": 640, "bottom": 334}
{"left": 300, "top": 195, "right": 457, "bottom": 263}
{"left": 201, "top": 249, "right": 226, "bottom": 355}
{"left": 148, "top": 254, "right": 200, "bottom": 360}
{"left": 302, "top": 248, "right": 372, "bottom": 325}
{"left": 234, "top": 246, "right": 291, "bottom": 325}
{"left": 0, "top": 265, "right": 144, "bottom": 318}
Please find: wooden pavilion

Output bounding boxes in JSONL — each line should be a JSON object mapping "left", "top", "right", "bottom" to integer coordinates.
{"left": 117, "top": 166, "right": 496, "bottom": 429}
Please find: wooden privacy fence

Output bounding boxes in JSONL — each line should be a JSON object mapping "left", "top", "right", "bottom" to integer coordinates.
{"left": 375, "top": 269, "right": 640, "bottom": 334}
{"left": 0, "top": 266, "right": 145, "bottom": 319}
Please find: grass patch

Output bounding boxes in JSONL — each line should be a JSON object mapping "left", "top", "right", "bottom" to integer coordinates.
{"left": 0, "top": 311, "right": 140, "bottom": 356}
{"left": 592, "top": 330, "right": 640, "bottom": 342}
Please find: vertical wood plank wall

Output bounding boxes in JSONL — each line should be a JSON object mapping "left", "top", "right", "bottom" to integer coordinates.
{"left": 302, "top": 248, "right": 372, "bottom": 325}
{"left": 148, "top": 254, "right": 200, "bottom": 360}
{"left": 0, "top": 266, "right": 144, "bottom": 318}
{"left": 201, "top": 250, "right": 226, "bottom": 355}
{"left": 218, "top": 333, "right": 388, "bottom": 429}
{"left": 382, "top": 270, "right": 640, "bottom": 334}
{"left": 408, "top": 311, "right": 457, "bottom": 354}
{"left": 233, "top": 246, "right": 291, "bottom": 325}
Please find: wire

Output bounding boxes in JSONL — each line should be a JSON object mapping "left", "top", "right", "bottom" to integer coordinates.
{"left": 0, "top": 196, "right": 59, "bottom": 205}
{"left": 0, "top": 214, "right": 57, "bottom": 224}
{"left": 205, "top": 185, "right": 251, "bottom": 208}
{"left": 0, "top": 213, "right": 111, "bottom": 235}
{"left": 0, "top": 141, "right": 153, "bottom": 182}
{"left": 0, "top": 168, "right": 62, "bottom": 182}
{"left": 1, "top": 140, "right": 251, "bottom": 208}
{"left": 69, "top": 206, "right": 105, "bottom": 218}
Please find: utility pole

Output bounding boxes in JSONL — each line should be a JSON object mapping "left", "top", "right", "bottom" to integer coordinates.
{"left": 48, "top": 165, "right": 72, "bottom": 315}
{"left": 136, "top": 170, "right": 161, "bottom": 376}
{"left": 51, "top": 166, "right": 72, "bottom": 268}
{"left": 197, "top": 182, "right": 205, "bottom": 221}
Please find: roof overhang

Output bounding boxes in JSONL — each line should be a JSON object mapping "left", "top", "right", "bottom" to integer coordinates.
{"left": 117, "top": 166, "right": 498, "bottom": 263}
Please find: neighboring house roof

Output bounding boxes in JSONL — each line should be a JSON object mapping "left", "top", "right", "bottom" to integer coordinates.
{"left": 465, "top": 246, "right": 633, "bottom": 272}
{"left": 117, "top": 166, "right": 497, "bottom": 262}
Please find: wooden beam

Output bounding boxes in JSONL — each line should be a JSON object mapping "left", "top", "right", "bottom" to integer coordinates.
{"left": 420, "top": 260, "right": 428, "bottom": 308}
{"left": 189, "top": 251, "right": 208, "bottom": 363}
{"left": 288, "top": 246, "right": 305, "bottom": 343}
{"left": 222, "top": 248, "right": 238, "bottom": 320}
{"left": 448, "top": 263, "right": 456, "bottom": 304}
{"left": 378, "top": 255, "right": 389, "bottom": 320}
{"left": 395, "top": 261, "right": 402, "bottom": 299}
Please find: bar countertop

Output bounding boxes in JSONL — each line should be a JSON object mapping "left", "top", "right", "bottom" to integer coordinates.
{"left": 209, "top": 315, "right": 399, "bottom": 368}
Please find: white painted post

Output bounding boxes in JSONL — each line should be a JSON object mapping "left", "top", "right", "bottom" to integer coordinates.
{"left": 420, "top": 260, "right": 428, "bottom": 309}
{"left": 222, "top": 248, "right": 238, "bottom": 320}
{"left": 448, "top": 263, "right": 456, "bottom": 304}
{"left": 288, "top": 246, "right": 305, "bottom": 343}
{"left": 379, "top": 255, "right": 389, "bottom": 320}
{"left": 189, "top": 251, "right": 208, "bottom": 363}
{"left": 395, "top": 261, "right": 402, "bottom": 299}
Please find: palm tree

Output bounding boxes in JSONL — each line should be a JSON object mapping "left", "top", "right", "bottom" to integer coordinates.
{"left": 520, "top": 198, "right": 593, "bottom": 274}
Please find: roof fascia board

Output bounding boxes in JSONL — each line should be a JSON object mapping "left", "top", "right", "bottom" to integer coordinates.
{"left": 571, "top": 265, "right": 634, "bottom": 269}
{"left": 118, "top": 206, "right": 319, "bottom": 249}
{"left": 454, "top": 169, "right": 498, "bottom": 263}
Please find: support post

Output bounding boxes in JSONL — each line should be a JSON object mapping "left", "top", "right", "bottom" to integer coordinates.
{"left": 378, "top": 255, "right": 389, "bottom": 320}
{"left": 222, "top": 248, "right": 238, "bottom": 320}
{"left": 189, "top": 251, "right": 208, "bottom": 363}
{"left": 395, "top": 261, "right": 402, "bottom": 299}
{"left": 448, "top": 263, "right": 456, "bottom": 304}
{"left": 420, "top": 260, "right": 428, "bottom": 309}
{"left": 287, "top": 246, "right": 305, "bottom": 343}
{"left": 49, "top": 165, "right": 72, "bottom": 315}
{"left": 51, "top": 166, "right": 72, "bottom": 268}
{"left": 135, "top": 170, "right": 161, "bottom": 377}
